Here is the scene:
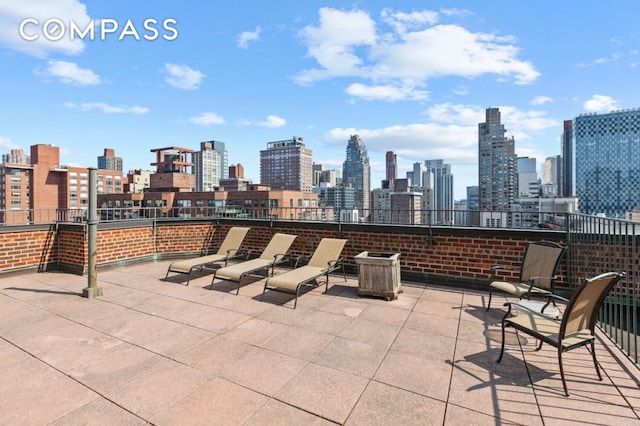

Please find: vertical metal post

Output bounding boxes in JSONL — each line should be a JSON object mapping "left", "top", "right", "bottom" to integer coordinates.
{"left": 83, "top": 168, "right": 102, "bottom": 298}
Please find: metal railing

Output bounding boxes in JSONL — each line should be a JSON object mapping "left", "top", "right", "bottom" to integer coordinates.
{"left": 1, "top": 206, "right": 638, "bottom": 364}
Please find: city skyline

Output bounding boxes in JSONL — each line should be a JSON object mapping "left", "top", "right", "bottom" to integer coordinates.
{"left": 1, "top": 1, "right": 640, "bottom": 199}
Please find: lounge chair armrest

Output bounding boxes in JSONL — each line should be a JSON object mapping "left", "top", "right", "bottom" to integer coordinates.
{"left": 271, "top": 253, "right": 289, "bottom": 264}
{"left": 326, "top": 258, "right": 343, "bottom": 271}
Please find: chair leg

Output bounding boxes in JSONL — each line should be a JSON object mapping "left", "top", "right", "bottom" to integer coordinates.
{"left": 294, "top": 285, "right": 300, "bottom": 309}
{"left": 487, "top": 287, "right": 493, "bottom": 311}
{"left": 590, "top": 341, "right": 602, "bottom": 381}
{"left": 558, "top": 347, "right": 569, "bottom": 396}
{"left": 497, "top": 320, "right": 507, "bottom": 363}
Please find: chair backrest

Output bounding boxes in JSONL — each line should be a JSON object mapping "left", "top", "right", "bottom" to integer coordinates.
{"left": 259, "top": 233, "right": 297, "bottom": 260}
{"left": 561, "top": 272, "right": 625, "bottom": 337}
{"left": 308, "top": 238, "right": 347, "bottom": 268}
{"left": 216, "top": 227, "right": 251, "bottom": 255}
{"left": 520, "top": 241, "right": 565, "bottom": 290}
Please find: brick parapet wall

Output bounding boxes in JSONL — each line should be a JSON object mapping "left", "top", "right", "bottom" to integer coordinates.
{"left": 0, "top": 219, "right": 567, "bottom": 289}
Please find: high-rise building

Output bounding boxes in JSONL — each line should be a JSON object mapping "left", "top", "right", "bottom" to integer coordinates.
{"left": 541, "top": 155, "right": 561, "bottom": 197}
{"left": 425, "top": 159, "right": 454, "bottom": 224}
{"left": 516, "top": 157, "right": 539, "bottom": 198}
{"left": 193, "top": 141, "right": 223, "bottom": 191}
{"left": 260, "top": 136, "right": 313, "bottom": 192}
{"left": 574, "top": 109, "right": 640, "bottom": 217}
{"left": 97, "top": 148, "right": 123, "bottom": 171}
{"left": 385, "top": 151, "right": 397, "bottom": 187}
{"left": 478, "top": 107, "right": 516, "bottom": 211}
{"left": 561, "top": 120, "right": 573, "bottom": 197}
{"left": 200, "top": 140, "right": 228, "bottom": 179}
{"left": 342, "top": 134, "right": 370, "bottom": 215}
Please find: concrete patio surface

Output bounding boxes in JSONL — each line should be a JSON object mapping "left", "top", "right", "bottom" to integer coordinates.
{"left": 1, "top": 260, "right": 639, "bottom": 425}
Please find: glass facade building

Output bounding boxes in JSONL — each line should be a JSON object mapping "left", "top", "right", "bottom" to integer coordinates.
{"left": 574, "top": 109, "right": 640, "bottom": 217}
{"left": 342, "top": 134, "right": 370, "bottom": 215}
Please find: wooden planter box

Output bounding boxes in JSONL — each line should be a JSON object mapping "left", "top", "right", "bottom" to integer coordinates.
{"left": 355, "top": 251, "right": 402, "bottom": 301}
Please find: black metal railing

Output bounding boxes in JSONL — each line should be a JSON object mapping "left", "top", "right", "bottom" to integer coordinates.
{"left": 0, "top": 206, "right": 638, "bottom": 364}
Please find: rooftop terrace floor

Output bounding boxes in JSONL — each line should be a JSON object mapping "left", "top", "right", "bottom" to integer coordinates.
{"left": 1, "top": 261, "right": 639, "bottom": 425}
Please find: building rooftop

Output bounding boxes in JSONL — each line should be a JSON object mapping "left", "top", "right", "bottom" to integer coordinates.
{"left": 1, "top": 261, "right": 639, "bottom": 424}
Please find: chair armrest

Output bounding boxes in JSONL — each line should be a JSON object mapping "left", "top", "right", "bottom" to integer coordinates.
{"left": 271, "top": 252, "right": 289, "bottom": 264}
{"left": 503, "top": 301, "right": 562, "bottom": 322}
{"left": 489, "top": 264, "right": 520, "bottom": 280}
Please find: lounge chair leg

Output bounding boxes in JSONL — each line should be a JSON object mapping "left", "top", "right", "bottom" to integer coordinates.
{"left": 487, "top": 288, "right": 493, "bottom": 311}
{"left": 558, "top": 348, "right": 569, "bottom": 396}
{"left": 294, "top": 285, "right": 300, "bottom": 309}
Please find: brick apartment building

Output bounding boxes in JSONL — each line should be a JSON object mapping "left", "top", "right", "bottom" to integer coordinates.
{"left": 97, "top": 147, "right": 320, "bottom": 221}
{"left": 0, "top": 144, "right": 123, "bottom": 224}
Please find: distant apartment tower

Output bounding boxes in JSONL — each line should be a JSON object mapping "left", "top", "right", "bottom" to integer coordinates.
{"left": 478, "top": 107, "right": 516, "bottom": 211}
{"left": 229, "top": 163, "right": 243, "bottom": 179}
{"left": 561, "top": 120, "right": 573, "bottom": 197}
{"left": 97, "top": 148, "right": 123, "bottom": 171}
{"left": 126, "top": 169, "right": 153, "bottom": 193}
{"left": 425, "top": 159, "right": 454, "bottom": 224}
{"left": 0, "top": 144, "right": 123, "bottom": 224}
{"left": 541, "top": 155, "right": 561, "bottom": 197}
{"left": 221, "top": 164, "right": 252, "bottom": 191}
{"left": 574, "top": 109, "right": 640, "bottom": 217}
{"left": 2, "top": 149, "right": 29, "bottom": 164}
{"left": 201, "top": 140, "right": 228, "bottom": 179}
{"left": 517, "top": 157, "right": 539, "bottom": 198}
{"left": 385, "top": 151, "right": 397, "bottom": 187}
{"left": 260, "top": 136, "right": 313, "bottom": 192}
{"left": 342, "top": 134, "right": 370, "bottom": 215}
{"left": 193, "top": 141, "right": 224, "bottom": 191}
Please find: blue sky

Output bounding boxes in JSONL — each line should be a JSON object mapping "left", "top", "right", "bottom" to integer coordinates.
{"left": 1, "top": 1, "right": 639, "bottom": 199}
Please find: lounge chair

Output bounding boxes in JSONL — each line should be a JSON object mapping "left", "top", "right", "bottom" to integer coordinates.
{"left": 486, "top": 241, "right": 565, "bottom": 311}
{"left": 262, "top": 238, "right": 347, "bottom": 309}
{"left": 210, "top": 232, "right": 297, "bottom": 294}
{"left": 164, "top": 226, "right": 250, "bottom": 285}
{"left": 497, "top": 271, "right": 625, "bottom": 396}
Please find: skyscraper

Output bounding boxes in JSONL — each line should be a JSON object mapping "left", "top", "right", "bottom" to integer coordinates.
{"left": 561, "top": 120, "right": 573, "bottom": 197}
{"left": 201, "top": 140, "right": 228, "bottom": 179}
{"left": 97, "top": 148, "right": 123, "bottom": 171}
{"left": 385, "top": 151, "right": 397, "bottom": 187}
{"left": 516, "top": 157, "right": 539, "bottom": 198}
{"left": 260, "top": 136, "right": 313, "bottom": 192}
{"left": 425, "top": 159, "right": 454, "bottom": 224}
{"left": 478, "top": 107, "right": 516, "bottom": 211}
{"left": 342, "top": 134, "right": 370, "bottom": 215}
{"left": 574, "top": 109, "right": 640, "bottom": 217}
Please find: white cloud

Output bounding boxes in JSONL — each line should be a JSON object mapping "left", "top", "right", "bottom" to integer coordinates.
{"left": 237, "top": 26, "right": 261, "bottom": 48}
{"left": 0, "top": 135, "right": 20, "bottom": 150}
{"left": 531, "top": 96, "right": 553, "bottom": 106}
{"left": 346, "top": 83, "right": 428, "bottom": 101}
{"left": 239, "top": 115, "right": 287, "bottom": 128}
{"left": 164, "top": 63, "right": 205, "bottom": 90}
{"left": 295, "top": 8, "right": 540, "bottom": 101}
{"left": 64, "top": 102, "right": 149, "bottom": 114}
{"left": 583, "top": 94, "right": 619, "bottom": 112}
{"left": 0, "top": 0, "right": 91, "bottom": 57}
{"left": 188, "top": 112, "right": 225, "bottom": 125}
{"left": 40, "top": 60, "right": 101, "bottom": 85}
{"left": 594, "top": 52, "right": 623, "bottom": 64}
{"left": 324, "top": 122, "right": 478, "bottom": 166}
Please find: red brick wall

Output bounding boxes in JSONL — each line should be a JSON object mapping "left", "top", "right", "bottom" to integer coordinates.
{"left": 0, "top": 220, "right": 567, "bottom": 287}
